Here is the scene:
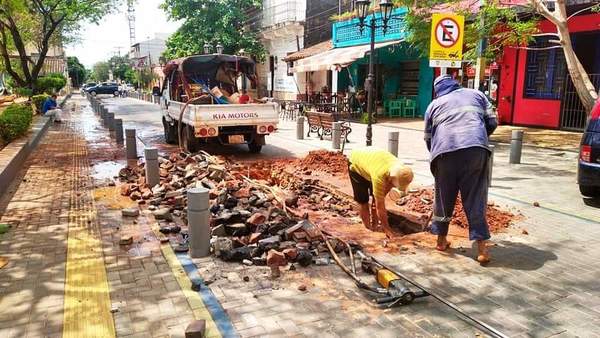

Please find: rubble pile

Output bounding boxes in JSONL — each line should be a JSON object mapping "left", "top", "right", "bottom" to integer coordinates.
{"left": 396, "top": 188, "right": 516, "bottom": 231}
{"left": 118, "top": 152, "right": 349, "bottom": 275}
{"left": 273, "top": 150, "right": 348, "bottom": 176}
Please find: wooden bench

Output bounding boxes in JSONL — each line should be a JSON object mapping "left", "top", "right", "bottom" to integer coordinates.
{"left": 305, "top": 111, "right": 352, "bottom": 142}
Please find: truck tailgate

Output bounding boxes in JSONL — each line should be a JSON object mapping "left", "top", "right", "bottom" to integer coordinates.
{"left": 166, "top": 101, "right": 279, "bottom": 127}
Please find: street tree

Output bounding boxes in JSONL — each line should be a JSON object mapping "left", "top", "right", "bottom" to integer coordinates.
{"left": 394, "top": 0, "right": 598, "bottom": 113}
{"left": 91, "top": 61, "right": 110, "bottom": 82}
{"left": 160, "top": 0, "right": 266, "bottom": 61}
{"left": 108, "top": 55, "right": 135, "bottom": 82}
{"left": 528, "top": 0, "right": 598, "bottom": 113}
{"left": 0, "top": 0, "right": 118, "bottom": 92}
{"left": 67, "top": 56, "right": 87, "bottom": 87}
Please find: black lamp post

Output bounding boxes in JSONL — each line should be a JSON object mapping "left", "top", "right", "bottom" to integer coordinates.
{"left": 355, "top": 0, "right": 394, "bottom": 146}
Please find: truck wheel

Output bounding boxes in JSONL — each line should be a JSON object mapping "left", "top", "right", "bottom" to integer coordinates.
{"left": 163, "top": 118, "right": 177, "bottom": 144}
{"left": 248, "top": 141, "right": 262, "bottom": 153}
{"left": 182, "top": 125, "right": 199, "bottom": 153}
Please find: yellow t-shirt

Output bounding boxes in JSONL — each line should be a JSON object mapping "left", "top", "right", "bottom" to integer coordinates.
{"left": 349, "top": 147, "right": 396, "bottom": 200}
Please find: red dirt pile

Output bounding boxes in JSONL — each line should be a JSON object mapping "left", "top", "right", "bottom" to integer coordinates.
{"left": 296, "top": 150, "right": 348, "bottom": 176}
{"left": 396, "top": 188, "right": 516, "bottom": 232}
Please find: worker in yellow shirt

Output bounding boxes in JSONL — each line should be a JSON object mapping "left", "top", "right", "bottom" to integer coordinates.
{"left": 348, "top": 147, "right": 414, "bottom": 238}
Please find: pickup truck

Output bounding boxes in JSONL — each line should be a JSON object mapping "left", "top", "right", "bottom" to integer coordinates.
{"left": 160, "top": 54, "right": 278, "bottom": 153}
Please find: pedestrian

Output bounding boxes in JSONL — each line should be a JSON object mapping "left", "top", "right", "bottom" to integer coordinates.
{"left": 348, "top": 146, "right": 414, "bottom": 238}
{"left": 41, "top": 94, "right": 62, "bottom": 122}
{"left": 424, "top": 75, "right": 498, "bottom": 264}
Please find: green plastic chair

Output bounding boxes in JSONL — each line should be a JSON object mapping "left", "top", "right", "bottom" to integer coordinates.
{"left": 389, "top": 100, "right": 403, "bottom": 117}
{"left": 402, "top": 99, "right": 417, "bottom": 118}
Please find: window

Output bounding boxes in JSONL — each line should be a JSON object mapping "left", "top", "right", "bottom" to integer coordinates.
{"left": 523, "top": 37, "right": 567, "bottom": 99}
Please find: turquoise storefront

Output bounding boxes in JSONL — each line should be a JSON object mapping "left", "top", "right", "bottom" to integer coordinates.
{"left": 332, "top": 8, "right": 433, "bottom": 117}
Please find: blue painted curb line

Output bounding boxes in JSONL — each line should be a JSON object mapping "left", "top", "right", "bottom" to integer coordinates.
{"left": 175, "top": 252, "right": 240, "bottom": 338}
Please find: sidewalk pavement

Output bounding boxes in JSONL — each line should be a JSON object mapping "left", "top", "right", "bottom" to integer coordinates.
{"left": 2, "top": 94, "right": 598, "bottom": 337}
{"left": 377, "top": 118, "right": 583, "bottom": 151}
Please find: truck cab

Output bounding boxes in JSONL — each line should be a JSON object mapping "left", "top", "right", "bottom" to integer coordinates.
{"left": 160, "top": 54, "right": 279, "bottom": 153}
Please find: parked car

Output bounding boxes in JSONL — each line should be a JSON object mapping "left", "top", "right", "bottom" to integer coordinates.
{"left": 81, "top": 82, "right": 97, "bottom": 93}
{"left": 578, "top": 97, "right": 600, "bottom": 197}
{"left": 87, "top": 82, "right": 120, "bottom": 96}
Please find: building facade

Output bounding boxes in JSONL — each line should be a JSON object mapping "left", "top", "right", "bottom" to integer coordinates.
{"left": 496, "top": 11, "right": 600, "bottom": 131}
{"left": 249, "top": 0, "right": 306, "bottom": 99}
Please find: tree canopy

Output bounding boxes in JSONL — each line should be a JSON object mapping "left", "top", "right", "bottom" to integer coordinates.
{"left": 91, "top": 61, "right": 110, "bottom": 82}
{"left": 0, "top": 0, "right": 119, "bottom": 92}
{"left": 160, "top": 0, "right": 266, "bottom": 61}
{"left": 67, "top": 56, "right": 87, "bottom": 87}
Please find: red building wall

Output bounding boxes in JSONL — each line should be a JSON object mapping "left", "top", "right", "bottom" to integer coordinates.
{"left": 497, "top": 13, "right": 600, "bottom": 128}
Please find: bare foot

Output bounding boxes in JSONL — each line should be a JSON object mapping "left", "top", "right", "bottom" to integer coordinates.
{"left": 476, "top": 240, "right": 491, "bottom": 265}
{"left": 436, "top": 236, "right": 451, "bottom": 251}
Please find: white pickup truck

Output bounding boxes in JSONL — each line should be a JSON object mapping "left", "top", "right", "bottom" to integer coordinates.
{"left": 160, "top": 54, "right": 279, "bottom": 153}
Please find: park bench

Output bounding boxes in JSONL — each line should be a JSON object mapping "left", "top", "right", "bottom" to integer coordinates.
{"left": 305, "top": 111, "right": 352, "bottom": 142}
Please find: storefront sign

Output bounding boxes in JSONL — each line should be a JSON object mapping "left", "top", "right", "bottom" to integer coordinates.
{"left": 429, "top": 13, "right": 464, "bottom": 63}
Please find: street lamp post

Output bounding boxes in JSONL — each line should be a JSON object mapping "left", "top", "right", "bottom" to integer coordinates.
{"left": 355, "top": 0, "right": 394, "bottom": 146}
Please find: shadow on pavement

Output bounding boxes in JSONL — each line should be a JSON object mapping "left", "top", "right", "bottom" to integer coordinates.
{"left": 456, "top": 240, "right": 558, "bottom": 271}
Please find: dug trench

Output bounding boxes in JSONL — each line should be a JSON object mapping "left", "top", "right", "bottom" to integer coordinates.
{"left": 116, "top": 149, "right": 521, "bottom": 268}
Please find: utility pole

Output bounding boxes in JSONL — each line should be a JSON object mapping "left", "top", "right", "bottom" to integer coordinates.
{"left": 127, "top": 0, "right": 136, "bottom": 46}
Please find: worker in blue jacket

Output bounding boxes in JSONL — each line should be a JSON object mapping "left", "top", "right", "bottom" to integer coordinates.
{"left": 424, "top": 75, "right": 498, "bottom": 264}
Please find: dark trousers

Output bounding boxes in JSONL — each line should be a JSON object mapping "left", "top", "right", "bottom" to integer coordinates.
{"left": 430, "top": 147, "right": 491, "bottom": 241}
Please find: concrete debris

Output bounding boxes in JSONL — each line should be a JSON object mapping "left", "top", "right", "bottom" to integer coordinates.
{"left": 185, "top": 319, "right": 206, "bottom": 338}
{"left": 117, "top": 151, "right": 356, "bottom": 278}
{"left": 119, "top": 236, "right": 133, "bottom": 245}
{"left": 121, "top": 208, "right": 140, "bottom": 217}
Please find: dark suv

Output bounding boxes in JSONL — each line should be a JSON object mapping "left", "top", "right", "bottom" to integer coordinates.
{"left": 88, "top": 83, "right": 119, "bottom": 96}
{"left": 578, "top": 98, "right": 600, "bottom": 197}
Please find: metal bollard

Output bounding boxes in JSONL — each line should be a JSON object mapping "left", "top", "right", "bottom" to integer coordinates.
{"left": 509, "top": 130, "right": 524, "bottom": 164}
{"left": 114, "top": 119, "right": 124, "bottom": 144}
{"left": 332, "top": 122, "right": 342, "bottom": 150}
{"left": 107, "top": 112, "right": 115, "bottom": 131}
{"left": 144, "top": 147, "right": 160, "bottom": 188}
{"left": 388, "top": 131, "right": 399, "bottom": 157}
{"left": 488, "top": 145, "right": 495, "bottom": 187}
{"left": 296, "top": 116, "right": 305, "bottom": 140}
{"left": 125, "top": 129, "right": 138, "bottom": 160}
{"left": 187, "top": 187, "right": 211, "bottom": 258}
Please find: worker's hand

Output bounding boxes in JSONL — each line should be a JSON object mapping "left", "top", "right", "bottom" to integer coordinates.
{"left": 388, "top": 187, "right": 406, "bottom": 201}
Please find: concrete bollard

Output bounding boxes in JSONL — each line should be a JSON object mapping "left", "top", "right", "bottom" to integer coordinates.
{"left": 144, "top": 147, "right": 160, "bottom": 188}
{"left": 296, "top": 116, "right": 305, "bottom": 140}
{"left": 388, "top": 131, "right": 399, "bottom": 157}
{"left": 187, "top": 187, "right": 211, "bottom": 258}
{"left": 114, "top": 119, "right": 124, "bottom": 144}
{"left": 125, "top": 129, "right": 138, "bottom": 160}
{"left": 509, "top": 130, "right": 524, "bottom": 164}
{"left": 332, "top": 122, "right": 342, "bottom": 150}
{"left": 107, "top": 112, "right": 115, "bottom": 131}
{"left": 488, "top": 145, "right": 495, "bottom": 187}
{"left": 102, "top": 108, "right": 109, "bottom": 127}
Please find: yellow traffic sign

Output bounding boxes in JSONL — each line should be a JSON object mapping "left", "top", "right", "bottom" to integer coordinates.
{"left": 429, "top": 13, "right": 464, "bottom": 61}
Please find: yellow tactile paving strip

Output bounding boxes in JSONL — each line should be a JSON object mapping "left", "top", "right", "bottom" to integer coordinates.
{"left": 63, "top": 128, "right": 116, "bottom": 338}
{"left": 148, "top": 218, "right": 222, "bottom": 338}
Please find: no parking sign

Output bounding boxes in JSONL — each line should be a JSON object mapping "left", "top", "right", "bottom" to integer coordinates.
{"left": 429, "top": 13, "right": 464, "bottom": 66}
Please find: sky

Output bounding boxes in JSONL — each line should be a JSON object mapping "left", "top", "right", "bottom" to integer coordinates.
{"left": 65, "top": 0, "right": 181, "bottom": 68}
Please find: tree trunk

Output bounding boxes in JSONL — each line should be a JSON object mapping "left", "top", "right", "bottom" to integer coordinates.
{"left": 555, "top": 21, "right": 598, "bottom": 113}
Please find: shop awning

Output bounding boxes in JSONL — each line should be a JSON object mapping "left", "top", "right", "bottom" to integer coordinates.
{"left": 292, "top": 40, "right": 403, "bottom": 73}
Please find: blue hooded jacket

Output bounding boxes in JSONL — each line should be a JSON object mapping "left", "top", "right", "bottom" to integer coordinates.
{"left": 424, "top": 75, "right": 497, "bottom": 161}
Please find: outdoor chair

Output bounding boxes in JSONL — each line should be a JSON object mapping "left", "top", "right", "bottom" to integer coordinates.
{"left": 402, "top": 99, "right": 417, "bottom": 118}
{"left": 388, "top": 99, "right": 403, "bottom": 117}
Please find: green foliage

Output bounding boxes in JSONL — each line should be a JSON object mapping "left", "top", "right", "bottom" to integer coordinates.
{"left": 31, "top": 94, "right": 50, "bottom": 113}
{"left": 134, "top": 68, "right": 157, "bottom": 89}
{"left": 14, "top": 87, "right": 33, "bottom": 97}
{"left": 395, "top": 0, "right": 539, "bottom": 61}
{"left": 0, "top": 103, "right": 33, "bottom": 145}
{"left": 161, "top": 0, "right": 266, "bottom": 61}
{"left": 91, "top": 61, "right": 110, "bottom": 82}
{"left": 35, "top": 73, "right": 67, "bottom": 94}
{"left": 0, "top": 0, "right": 119, "bottom": 90}
{"left": 67, "top": 56, "right": 87, "bottom": 87}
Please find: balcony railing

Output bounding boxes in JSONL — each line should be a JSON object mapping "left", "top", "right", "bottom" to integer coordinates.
{"left": 246, "top": 1, "right": 304, "bottom": 30}
{"left": 332, "top": 7, "right": 408, "bottom": 48}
